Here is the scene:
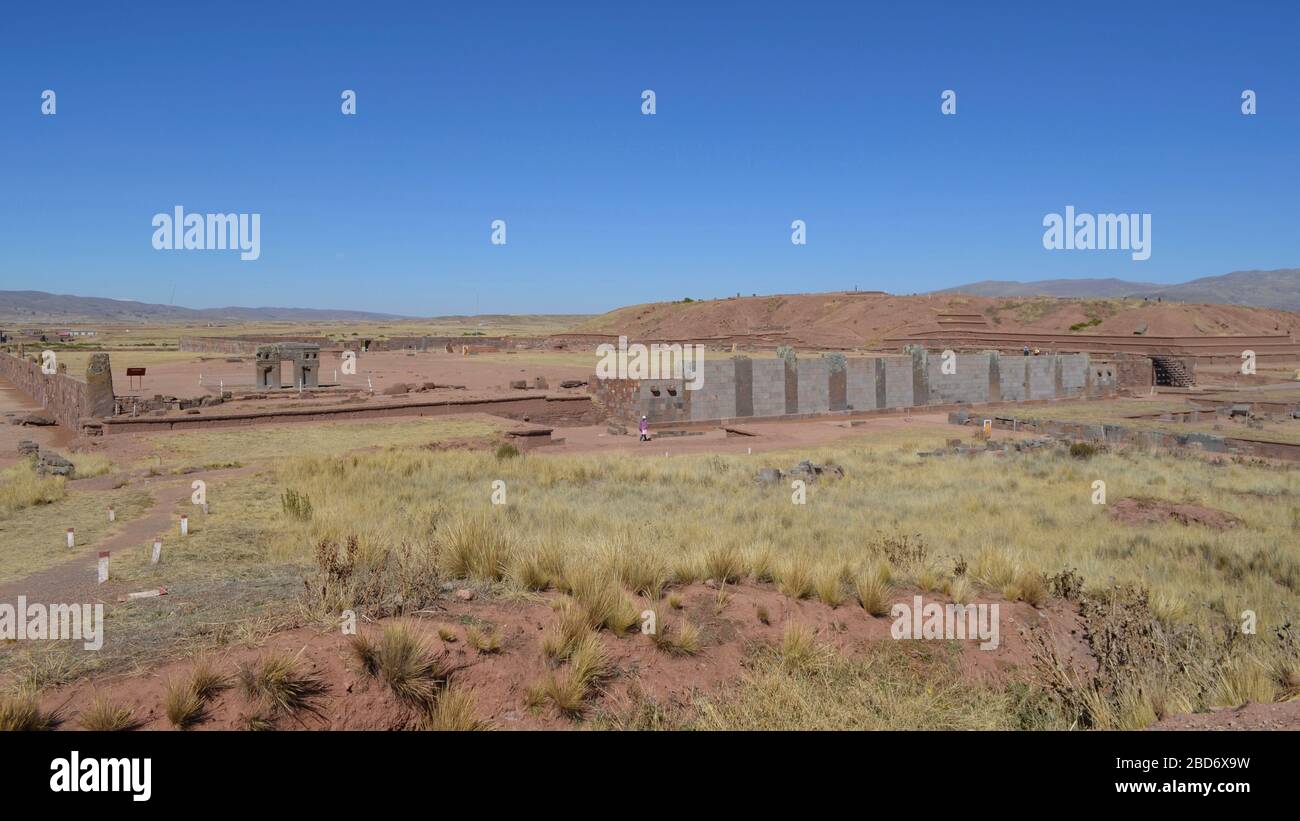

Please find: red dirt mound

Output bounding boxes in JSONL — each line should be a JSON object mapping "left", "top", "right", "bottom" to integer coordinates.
{"left": 1108, "top": 497, "right": 1242, "bottom": 530}
{"left": 36, "top": 581, "right": 1091, "bottom": 730}
{"left": 575, "top": 292, "right": 1300, "bottom": 350}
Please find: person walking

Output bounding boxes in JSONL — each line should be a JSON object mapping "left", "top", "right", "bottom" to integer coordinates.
{"left": 639, "top": 415, "right": 650, "bottom": 442}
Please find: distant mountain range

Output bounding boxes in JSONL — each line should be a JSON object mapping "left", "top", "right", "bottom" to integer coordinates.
{"left": 934, "top": 269, "right": 1300, "bottom": 312}
{"left": 0, "top": 290, "right": 410, "bottom": 322}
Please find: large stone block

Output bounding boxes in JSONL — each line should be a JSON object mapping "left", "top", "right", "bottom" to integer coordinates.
{"left": 85, "top": 353, "right": 115, "bottom": 417}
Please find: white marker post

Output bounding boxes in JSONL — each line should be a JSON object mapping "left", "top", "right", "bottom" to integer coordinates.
{"left": 151, "top": 539, "right": 162, "bottom": 565}
{"left": 97, "top": 551, "right": 109, "bottom": 584}
{"left": 180, "top": 515, "right": 189, "bottom": 537}
{"left": 107, "top": 507, "right": 115, "bottom": 522}
{"left": 66, "top": 527, "right": 74, "bottom": 548}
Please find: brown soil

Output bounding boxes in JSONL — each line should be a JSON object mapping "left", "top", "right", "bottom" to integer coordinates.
{"left": 37, "top": 581, "right": 1092, "bottom": 731}
{"left": 0, "top": 377, "right": 77, "bottom": 469}
{"left": 1108, "top": 496, "right": 1243, "bottom": 530}
{"left": 1148, "top": 700, "right": 1300, "bottom": 730}
{"left": 577, "top": 293, "right": 1300, "bottom": 349}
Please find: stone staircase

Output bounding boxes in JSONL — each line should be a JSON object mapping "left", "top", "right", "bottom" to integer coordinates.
{"left": 1151, "top": 355, "right": 1195, "bottom": 387}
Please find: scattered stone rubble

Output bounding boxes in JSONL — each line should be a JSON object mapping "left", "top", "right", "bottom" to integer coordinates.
{"left": 18, "top": 440, "right": 75, "bottom": 476}
{"left": 755, "top": 459, "right": 845, "bottom": 485}
{"left": 14, "top": 413, "right": 56, "bottom": 426}
{"left": 37, "top": 450, "right": 75, "bottom": 477}
{"left": 917, "top": 437, "right": 1056, "bottom": 458}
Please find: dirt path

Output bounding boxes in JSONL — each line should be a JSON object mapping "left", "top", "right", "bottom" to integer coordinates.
{"left": 0, "top": 374, "right": 76, "bottom": 470}
{"left": 0, "top": 465, "right": 261, "bottom": 605}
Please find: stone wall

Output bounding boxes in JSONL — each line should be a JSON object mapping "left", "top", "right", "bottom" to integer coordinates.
{"left": 593, "top": 349, "right": 1113, "bottom": 424}
{"left": 180, "top": 336, "right": 333, "bottom": 355}
{"left": 981, "top": 414, "right": 1300, "bottom": 462}
{"left": 180, "top": 334, "right": 526, "bottom": 355}
{"left": 1114, "top": 354, "right": 1155, "bottom": 394}
{"left": 0, "top": 351, "right": 108, "bottom": 430}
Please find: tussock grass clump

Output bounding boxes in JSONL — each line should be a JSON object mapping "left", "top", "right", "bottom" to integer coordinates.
{"left": 465, "top": 625, "right": 502, "bottom": 654}
{"left": 971, "top": 547, "right": 1017, "bottom": 589}
{"left": 854, "top": 563, "right": 894, "bottom": 616}
{"left": 190, "top": 656, "right": 231, "bottom": 702}
{"left": 542, "top": 600, "right": 593, "bottom": 661}
{"left": 348, "top": 632, "right": 381, "bottom": 676}
{"left": 647, "top": 610, "right": 702, "bottom": 656}
{"left": 1013, "top": 569, "right": 1048, "bottom": 608}
{"left": 946, "top": 575, "right": 973, "bottom": 605}
{"left": 510, "top": 539, "right": 566, "bottom": 591}
{"left": 916, "top": 563, "right": 944, "bottom": 593}
{"left": 423, "top": 687, "right": 491, "bottom": 731}
{"left": 779, "top": 622, "right": 832, "bottom": 674}
{"left": 0, "top": 464, "right": 65, "bottom": 517}
{"left": 79, "top": 695, "right": 139, "bottom": 731}
{"left": 0, "top": 687, "right": 58, "bottom": 731}
{"left": 1069, "top": 442, "right": 1098, "bottom": 460}
{"left": 777, "top": 557, "right": 814, "bottom": 600}
{"left": 704, "top": 544, "right": 744, "bottom": 584}
{"left": 373, "top": 623, "right": 449, "bottom": 709}
{"left": 621, "top": 556, "right": 671, "bottom": 599}
{"left": 163, "top": 657, "right": 230, "bottom": 730}
{"left": 495, "top": 442, "right": 521, "bottom": 460}
{"left": 1211, "top": 656, "right": 1277, "bottom": 707}
{"left": 439, "top": 514, "right": 513, "bottom": 582}
{"left": 528, "top": 632, "right": 610, "bottom": 718}
{"left": 238, "top": 651, "right": 328, "bottom": 719}
{"left": 281, "top": 488, "right": 313, "bottom": 521}
{"left": 68, "top": 453, "right": 115, "bottom": 479}
{"left": 746, "top": 546, "right": 776, "bottom": 583}
{"left": 1149, "top": 590, "right": 1187, "bottom": 626}
{"left": 814, "top": 570, "right": 845, "bottom": 607}
{"left": 564, "top": 568, "right": 639, "bottom": 635}
{"left": 163, "top": 678, "right": 207, "bottom": 730}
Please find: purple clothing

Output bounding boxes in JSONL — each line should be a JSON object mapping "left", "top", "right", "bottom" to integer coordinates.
{"left": 639, "top": 419, "right": 649, "bottom": 434}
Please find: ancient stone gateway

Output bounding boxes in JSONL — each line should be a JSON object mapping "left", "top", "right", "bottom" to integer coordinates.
{"left": 255, "top": 343, "right": 320, "bottom": 389}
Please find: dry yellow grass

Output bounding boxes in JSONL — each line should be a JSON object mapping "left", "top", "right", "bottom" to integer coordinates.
{"left": 268, "top": 427, "right": 1300, "bottom": 725}
{"left": 138, "top": 415, "right": 505, "bottom": 470}
{"left": 0, "top": 469, "right": 151, "bottom": 582}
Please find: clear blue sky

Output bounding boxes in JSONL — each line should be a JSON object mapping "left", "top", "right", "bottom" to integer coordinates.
{"left": 1, "top": 1, "right": 1297, "bottom": 315}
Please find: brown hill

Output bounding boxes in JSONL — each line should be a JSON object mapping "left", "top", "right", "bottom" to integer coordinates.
{"left": 573, "top": 292, "right": 1300, "bottom": 349}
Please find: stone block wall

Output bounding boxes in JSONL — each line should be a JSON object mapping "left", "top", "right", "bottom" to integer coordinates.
{"left": 1114, "top": 354, "right": 1155, "bottom": 394}
{"left": 0, "top": 351, "right": 111, "bottom": 430}
{"left": 592, "top": 349, "right": 1112, "bottom": 424}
